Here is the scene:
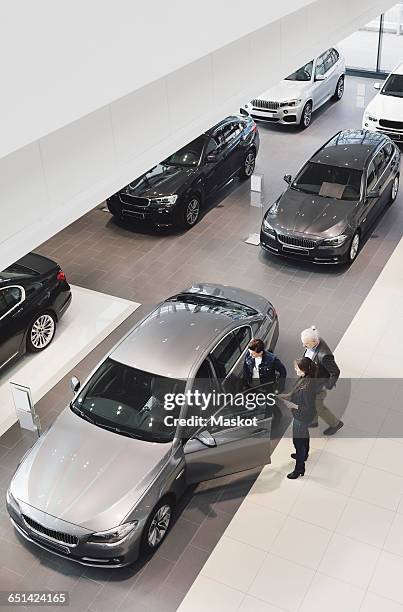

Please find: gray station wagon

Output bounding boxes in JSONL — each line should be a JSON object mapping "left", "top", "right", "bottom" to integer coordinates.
{"left": 7, "top": 283, "right": 279, "bottom": 567}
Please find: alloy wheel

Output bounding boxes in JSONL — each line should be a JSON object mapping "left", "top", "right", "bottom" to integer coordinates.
{"left": 147, "top": 504, "right": 171, "bottom": 548}
{"left": 30, "top": 314, "right": 55, "bottom": 350}
{"left": 337, "top": 77, "right": 344, "bottom": 99}
{"left": 391, "top": 175, "right": 399, "bottom": 202}
{"left": 302, "top": 104, "right": 312, "bottom": 128}
{"left": 349, "top": 233, "right": 360, "bottom": 262}
{"left": 186, "top": 198, "right": 200, "bottom": 226}
{"left": 244, "top": 152, "right": 255, "bottom": 177}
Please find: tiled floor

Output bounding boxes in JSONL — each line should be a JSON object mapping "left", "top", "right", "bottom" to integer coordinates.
{"left": 1, "top": 76, "right": 403, "bottom": 611}
{"left": 178, "top": 238, "right": 403, "bottom": 611}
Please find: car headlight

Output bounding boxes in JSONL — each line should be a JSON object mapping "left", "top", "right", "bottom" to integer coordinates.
{"left": 262, "top": 218, "right": 276, "bottom": 236}
{"left": 280, "top": 99, "right": 302, "bottom": 108}
{"left": 365, "top": 113, "right": 378, "bottom": 122}
{"left": 322, "top": 235, "right": 348, "bottom": 247}
{"left": 6, "top": 488, "right": 20, "bottom": 513}
{"left": 150, "top": 195, "right": 178, "bottom": 207}
{"left": 88, "top": 521, "right": 139, "bottom": 544}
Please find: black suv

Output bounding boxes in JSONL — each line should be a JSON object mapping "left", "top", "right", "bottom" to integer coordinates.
{"left": 0, "top": 253, "right": 71, "bottom": 371}
{"left": 107, "top": 115, "right": 260, "bottom": 229}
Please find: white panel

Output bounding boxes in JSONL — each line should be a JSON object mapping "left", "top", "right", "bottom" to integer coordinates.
{"left": 249, "top": 23, "right": 283, "bottom": 96}
{"left": 39, "top": 107, "right": 115, "bottom": 207}
{"left": 212, "top": 37, "right": 251, "bottom": 103}
{"left": 110, "top": 80, "right": 170, "bottom": 164}
{"left": 167, "top": 56, "right": 214, "bottom": 132}
{"left": 0, "top": 143, "right": 48, "bottom": 244}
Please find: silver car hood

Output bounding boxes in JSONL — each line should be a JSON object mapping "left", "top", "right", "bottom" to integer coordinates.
{"left": 256, "top": 80, "right": 309, "bottom": 102}
{"left": 11, "top": 408, "right": 172, "bottom": 532}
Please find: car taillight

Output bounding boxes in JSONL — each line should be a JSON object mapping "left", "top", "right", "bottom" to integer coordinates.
{"left": 57, "top": 270, "right": 66, "bottom": 282}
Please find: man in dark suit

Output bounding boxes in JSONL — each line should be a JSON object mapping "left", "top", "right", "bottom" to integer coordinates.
{"left": 301, "top": 326, "right": 343, "bottom": 436}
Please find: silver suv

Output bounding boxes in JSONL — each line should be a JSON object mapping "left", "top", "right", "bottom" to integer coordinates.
{"left": 7, "top": 284, "right": 279, "bottom": 567}
{"left": 244, "top": 48, "right": 345, "bottom": 129}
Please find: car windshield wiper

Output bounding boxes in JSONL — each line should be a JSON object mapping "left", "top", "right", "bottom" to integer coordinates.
{"left": 95, "top": 422, "right": 143, "bottom": 439}
{"left": 70, "top": 402, "right": 95, "bottom": 424}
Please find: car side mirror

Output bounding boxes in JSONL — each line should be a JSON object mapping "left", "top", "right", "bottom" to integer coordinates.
{"left": 70, "top": 376, "right": 80, "bottom": 394}
{"left": 283, "top": 173, "right": 292, "bottom": 185}
{"left": 206, "top": 153, "right": 217, "bottom": 163}
{"left": 240, "top": 107, "right": 249, "bottom": 117}
{"left": 195, "top": 430, "right": 217, "bottom": 447}
{"left": 374, "top": 82, "right": 381, "bottom": 90}
{"left": 315, "top": 74, "right": 325, "bottom": 81}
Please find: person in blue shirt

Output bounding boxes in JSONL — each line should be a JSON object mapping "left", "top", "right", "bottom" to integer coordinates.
{"left": 243, "top": 338, "right": 287, "bottom": 392}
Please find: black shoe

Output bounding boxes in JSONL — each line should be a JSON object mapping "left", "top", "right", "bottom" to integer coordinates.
{"left": 309, "top": 422, "right": 319, "bottom": 428}
{"left": 291, "top": 453, "right": 308, "bottom": 460}
{"left": 287, "top": 471, "right": 304, "bottom": 479}
{"left": 323, "top": 421, "right": 344, "bottom": 436}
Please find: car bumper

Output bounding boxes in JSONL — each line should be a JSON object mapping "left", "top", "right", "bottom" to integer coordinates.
{"left": 107, "top": 196, "right": 177, "bottom": 226}
{"left": 247, "top": 106, "right": 302, "bottom": 125}
{"left": 7, "top": 499, "right": 142, "bottom": 568}
{"left": 260, "top": 231, "right": 350, "bottom": 264}
{"left": 362, "top": 121, "right": 403, "bottom": 142}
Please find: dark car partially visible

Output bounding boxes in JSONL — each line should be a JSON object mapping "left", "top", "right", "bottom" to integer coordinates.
{"left": 107, "top": 115, "right": 260, "bottom": 230}
{"left": 0, "top": 252, "right": 71, "bottom": 371}
{"left": 260, "top": 129, "right": 400, "bottom": 265}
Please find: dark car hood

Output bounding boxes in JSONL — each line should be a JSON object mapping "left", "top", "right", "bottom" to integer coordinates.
{"left": 11, "top": 408, "right": 172, "bottom": 532}
{"left": 271, "top": 189, "right": 358, "bottom": 236}
{"left": 125, "top": 163, "right": 197, "bottom": 198}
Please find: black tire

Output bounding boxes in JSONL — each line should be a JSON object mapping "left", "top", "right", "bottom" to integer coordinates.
{"left": 299, "top": 102, "right": 312, "bottom": 129}
{"left": 333, "top": 75, "right": 345, "bottom": 101}
{"left": 141, "top": 497, "right": 173, "bottom": 554}
{"left": 347, "top": 231, "right": 360, "bottom": 265}
{"left": 179, "top": 195, "right": 201, "bottom": 229}
{"left": 26, "top": 312, "right": 57, "bottom": 353}
{"left": 240, "top": 148, "right": 256, "bottom": 180}
{"left": 390, "top": 174, "right": 399, "bottom": 204}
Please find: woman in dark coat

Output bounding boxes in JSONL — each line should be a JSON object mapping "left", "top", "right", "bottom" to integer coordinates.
{"left": 280, "top": 357, "right": 318, "bottom": 480}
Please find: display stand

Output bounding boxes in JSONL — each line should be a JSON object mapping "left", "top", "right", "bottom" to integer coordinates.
{"left": 10, "top": 382, "right": 42, "bottom": 437}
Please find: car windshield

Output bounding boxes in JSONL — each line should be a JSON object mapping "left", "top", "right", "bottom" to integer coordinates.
{"left": 381, "top": 73, "right": 403, "bottom": 98}
{"left": 285, "top": 61, "right": 313, "bottom": 82}
{"left": 292, "top": 162, "right": 362, "bottom": 201}
{"left": 70, "top": 358, "right": 185, "bottom": 443}
{"left": 163, "top": 136, "right": 205, "bottom": 167}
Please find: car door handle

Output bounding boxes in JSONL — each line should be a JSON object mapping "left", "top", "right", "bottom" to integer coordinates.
{"left": 11, "top": 307, "right": 23, "bottom": 318}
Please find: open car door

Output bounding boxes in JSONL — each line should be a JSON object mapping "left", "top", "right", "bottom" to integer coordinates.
{"left": 183, "top": 384, "right": 273, "bottom": 484}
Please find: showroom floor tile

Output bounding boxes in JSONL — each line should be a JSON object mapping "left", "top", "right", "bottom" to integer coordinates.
{"left": 1, "top": 76, "right": 403, "bottom": 610}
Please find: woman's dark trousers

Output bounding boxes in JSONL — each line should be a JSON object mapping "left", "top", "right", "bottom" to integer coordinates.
{"left": 292, "top": 418, "right": 310, "bottom": 475}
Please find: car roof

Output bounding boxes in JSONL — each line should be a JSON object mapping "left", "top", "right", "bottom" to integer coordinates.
{"left": 110, "top": 295, "right": 256, "bottom": 379}
{"left": 206, "top": 114, "right": 250, "bottom": 136}
{"left": 310, "top": 129, "right": 387, "bottom": 170}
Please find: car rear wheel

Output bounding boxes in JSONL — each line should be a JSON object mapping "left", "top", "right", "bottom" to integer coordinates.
{"left": 300, "top": 102, "right": 312, "bottom": 129}
{"left": 142, "top": 498, "right": 173, "bottom": 554}
{"left": 27, "top": 312, "right": 56, "bottom": 353}
{"left": 240, "top": 149, "right": 256, "bottom": 180}
{"left": 390, "top": 174, "right": 399, "bottom": 203}
{"left": 348, "top": 232, "right": 360, "bottom": 264}
{"left": 333, "top": 75, "right": 345, "bottom": 101}
{"left": 180, "top": 196, "right": 201, "bottom": 229}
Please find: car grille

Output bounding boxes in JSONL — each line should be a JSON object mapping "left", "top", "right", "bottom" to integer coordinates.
{"left": 119, "top": 193, "right": 150, "bottom": 207}
{"left": 22, "top": 515, "right": 79, "bottom": 546}
{"left": 251, "top": 99, "right": 279, "bottom": 111}
{"left": 277, "top": 234, "right": 316, "bottom": 249}
{"left": 379, "top": 119, "right": 403, "bottom": 131}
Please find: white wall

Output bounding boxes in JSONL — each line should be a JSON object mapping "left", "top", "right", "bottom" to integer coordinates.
{"left": 0, "top": 0, "right": 394, "bottom": 270}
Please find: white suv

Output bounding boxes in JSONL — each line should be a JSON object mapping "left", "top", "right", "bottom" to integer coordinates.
{"left": 363, "top": 62, "right": 403, "bottom": 142}
{"left": 244, "top": 48, "right": 345, "bottom": 129}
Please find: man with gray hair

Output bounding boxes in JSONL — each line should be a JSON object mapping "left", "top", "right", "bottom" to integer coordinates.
{"left": 301, "top": 326, "right": 343, "bottom": 435}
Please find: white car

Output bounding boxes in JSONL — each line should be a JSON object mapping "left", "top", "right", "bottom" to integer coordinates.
{"left": 244, "top": 48, "right": 345, "bottom": 129}
{"left": 363, "top": 62, "right": 403, "bottom": 143}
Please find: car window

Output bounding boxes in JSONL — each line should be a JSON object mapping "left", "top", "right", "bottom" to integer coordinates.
{"left": 366, "top": 161, "right": 378, "bottom": 192}
{"left": 0, "top": 286, "right": 22, "bottom": 318}
{"left": 331, "top": 48, "right": 339, "bottom": 63}
{"left": 381, "top": 73, "right": 403, "bottom": 99}
{"left": 323, "top": 50, "right": 334, "bottom": 72}
{"left": 222, "top": 122, "right": 241, "bottom": 145}
{"left": 315, "top": 57, "right": 325, "bottom": 78}
{"left": 234, "top": 326, "right": 252, "bottom": 352}
{"left": 211, "top": 332, "right": 242, "bottom": 379}
{"left": 285, "top": 60, "right": 314, "bottom": 81}
{"left": 205, "top": 136, "right": 219, "bottom": 157}
{"left": 384, "top": 142, "right": 394, "bottom": 161}
{"left": 71, "top": 358, "right": 186, "bottom": 443}
{"left": 293, "top": 162, "right": 362, "bottom": 201}
{"left": 163, "top": 136, "right": 205, "bottom": 167}
{"left": 373, "top": 149, "right": 388, "bottom": 176}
